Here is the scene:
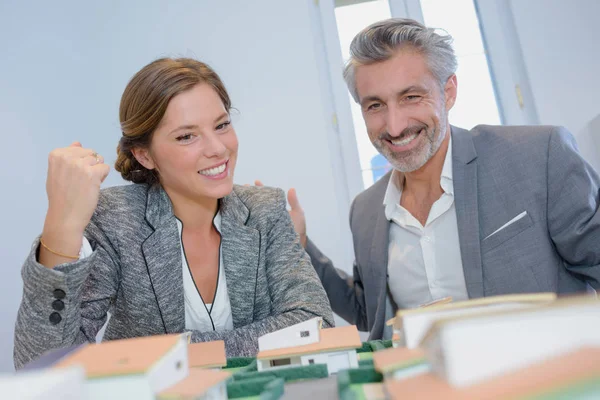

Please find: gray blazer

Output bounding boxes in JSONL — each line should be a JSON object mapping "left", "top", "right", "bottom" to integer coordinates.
{"left": 307, "top": 125, "right": 600, "bottom": 340}
{"left": 14, "top": 184, "right": 334, "bottom": 369}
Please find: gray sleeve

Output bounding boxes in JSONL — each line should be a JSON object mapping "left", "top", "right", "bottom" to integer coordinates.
{"left": 547, "top": 126, "right": 600, "bottom": 287}
{"left": 187, "top": 190, "right": 335, "bottom": 357}
{"left": 304, "top": 198, "right": 369, "bottom": 331}
{"left": 14, "top": 221, "right": 119, "bottom": 370}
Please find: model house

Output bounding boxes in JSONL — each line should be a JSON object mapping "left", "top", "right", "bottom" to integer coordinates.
{"left": 54, "top": 333, "right": 189, "bottom": 400}
{"left": 158, "top": 368, "right": 230, "bottom": 400}
{"left": 256, "top": 318, "right": 361, "bottom": 375}
{"left": 420, "top": 295, "right": 600, "bottom": 387}
{"left": 384, "top": 347, "right": 600, "bottom": 400}
{"left": 372, "top": 346, "right": 430, "bottom": 381}
{"left": 387, "top": 293, "right": 556, "bottom": 349}
{"left": 0, "top": 366, "right": 85, "bottom": 400}
{"left": 188, "top": 340, "right": 227, "bottom": 370}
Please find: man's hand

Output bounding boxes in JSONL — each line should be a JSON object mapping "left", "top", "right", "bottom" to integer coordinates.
{"left": 254, "top": 180, "right": 307, "bottom": 248}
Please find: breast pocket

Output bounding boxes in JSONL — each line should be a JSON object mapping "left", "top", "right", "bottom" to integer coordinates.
{"left": 482, "top": 211, "right": 534, "bottom": 253}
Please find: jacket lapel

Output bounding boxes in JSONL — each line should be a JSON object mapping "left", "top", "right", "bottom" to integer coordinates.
{"left": 451, "top": 126, "right": 484, "bottom": 298}
{"left": 370, "top": 199, "right": 393, "bottom": 338}
{"left": 141, "top": 185, "right": 185, "bottom": 334}
{"left": 365, "top": 173, "right": 392, "bottom": 336}
{"left": 369, "top": 199, "right": 390, "bottom": 297}
{"left": 219, "top": 191, "right": 260, "bottom": 328}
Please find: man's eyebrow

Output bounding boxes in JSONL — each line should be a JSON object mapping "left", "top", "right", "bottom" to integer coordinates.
{"left": 360, "top": 86, "right": 428, "bottom": 106}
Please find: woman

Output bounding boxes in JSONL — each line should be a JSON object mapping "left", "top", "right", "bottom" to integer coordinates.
{"left": 14, "top": 58, "right": 334, "bottom": 369}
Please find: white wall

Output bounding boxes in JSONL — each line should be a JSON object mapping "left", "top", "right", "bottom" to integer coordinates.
{"left": 508, "top": 0, "right": 600, "bottom": 167}
{"left": 0, "top": 0, "right": 356, "bottom": 372}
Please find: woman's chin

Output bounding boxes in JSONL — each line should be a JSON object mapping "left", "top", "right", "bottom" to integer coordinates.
{"left": 202, "top": 181, "right": 234, "bottom": 199}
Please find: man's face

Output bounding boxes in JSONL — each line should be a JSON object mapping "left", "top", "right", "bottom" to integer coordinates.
{"left": 355, "top": 48, "right": 457, "bottom": 172}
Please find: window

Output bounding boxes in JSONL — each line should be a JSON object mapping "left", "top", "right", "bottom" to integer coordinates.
{"left": 418, "top": 0, "right": 501, "bottom": 129}
{"left": 270, "top": 358, "right": 292, "bottom": 367}
{"left": 335, "top": 0, "right": 392, "bottom": 189}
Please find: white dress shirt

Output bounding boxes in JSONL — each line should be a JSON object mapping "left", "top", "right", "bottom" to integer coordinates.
{"left": 176, "top": 212, "right": 234, "bottom": 332}
{"left": 81, "top": 212, "right": 234, "bottom": 332}
{"left": 385, "top": 135, "right": 469, "bottom": 309}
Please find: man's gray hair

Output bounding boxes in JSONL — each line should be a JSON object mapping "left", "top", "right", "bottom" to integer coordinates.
{"left": 343, "top": 18, "right": 457, "bottom": 103}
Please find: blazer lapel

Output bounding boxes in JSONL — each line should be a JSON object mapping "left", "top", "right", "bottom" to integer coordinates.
{"left": 359, "top": 173, "right": 393, "bottom": 340}
{"left": 366, "top": 173, "right": 392, "bottom": 308}
{"left": 452, "top": 126, "right": 484, "bottom": 298}
{"left": 370, "top": 202, "right": 390, "bottom": 297}
{"left": 219, "top": 191, "right": 260, "bottom": 328}
{"left": 141, "top": 185, "right": 185, "bottom": 334}
{"left": 370, "top": 201, "right": 393, "bottom": 339}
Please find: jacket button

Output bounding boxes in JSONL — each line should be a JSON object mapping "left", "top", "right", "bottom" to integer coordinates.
{"left": 49, "top": 312, "right": 62, "bottom": 325}
{"left": 53, "top": 289, "right": 66, "bottom": 299}
{"left": 52, "top": 299, "right": 65, "bottom": 311}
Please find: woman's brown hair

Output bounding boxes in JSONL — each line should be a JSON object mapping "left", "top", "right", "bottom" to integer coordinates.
{"left": 115, "top": 58, "right": 232, "bottom": 184}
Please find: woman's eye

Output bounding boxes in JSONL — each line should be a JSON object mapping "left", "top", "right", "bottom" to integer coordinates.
{"left": 176, "top": 133, "right": 193, "bottom": 141}
{"left": 216, "top": 121, "right": 231, "bottom": 131}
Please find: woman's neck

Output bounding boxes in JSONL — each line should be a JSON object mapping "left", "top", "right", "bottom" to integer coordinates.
{"left": 165, "top": 187, "right": 219, "bottom": 232}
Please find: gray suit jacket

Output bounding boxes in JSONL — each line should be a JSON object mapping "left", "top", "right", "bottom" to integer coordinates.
{"left": 307, "top": 125, "right": 600, "bottom": 340}
{"left": 14, "top": 184, "right": 333, "bottom": 369}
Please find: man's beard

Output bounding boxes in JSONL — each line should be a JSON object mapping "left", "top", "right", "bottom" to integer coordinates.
{"left": 374, "top": 115, "right": 447, "bottom": 173}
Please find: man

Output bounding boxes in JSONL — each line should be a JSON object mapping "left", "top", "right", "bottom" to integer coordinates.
{"left": 283, "top": 18, "right": 600, "bottom": 340}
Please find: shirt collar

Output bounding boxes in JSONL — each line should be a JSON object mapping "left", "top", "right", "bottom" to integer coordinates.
{"left": 383, "top": 133, "right": 454, "bottom": 220}
{"left": 440, "top": 133, "right": 454, "bottom": 195}
{"left": 213, "top": 210, "right": 222, "bottom": 234}
{"left": 383, "top": 169, "right": 403, "bottom": 221}
{"left": 175, "top": 210, "right": 222, "bottom": 234}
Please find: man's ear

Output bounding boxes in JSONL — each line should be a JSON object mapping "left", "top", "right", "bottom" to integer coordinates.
{"left": 444, "top": 74, "right": 458, "bottom": 111}
{"left": 131, "top": 147, "right": 155, "bottom": 170}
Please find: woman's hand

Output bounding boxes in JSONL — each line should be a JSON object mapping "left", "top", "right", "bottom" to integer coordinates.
{"left": 40, "top": 142, "right": 110, "bottom": 267}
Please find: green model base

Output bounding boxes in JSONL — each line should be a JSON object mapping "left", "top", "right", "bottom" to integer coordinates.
{"left": 223, "top": 340, "right": 390, "bottom": 400}
{"left": 227, "top": 376, "right": 284, "bottom": 400}
{"left": 222, "top": 341, "right": 599, "bottom": 400}
{"left": 337, "top": 366, "right": 384, "bottom": 400}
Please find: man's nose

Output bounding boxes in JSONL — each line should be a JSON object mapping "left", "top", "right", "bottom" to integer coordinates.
{"left": 386, "top": 104, "right": 410, "bottom": 138}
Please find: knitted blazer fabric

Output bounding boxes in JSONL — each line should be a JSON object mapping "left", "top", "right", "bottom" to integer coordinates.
{"left": 14, "top": 184, "right": 334, "bottom": 369}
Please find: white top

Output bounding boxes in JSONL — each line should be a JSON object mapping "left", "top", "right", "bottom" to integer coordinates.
{"left": 384, "top": 135, "right": 469, "bottom": 309}
{"left": 80, "top": 212, "right": 233, "bottom": 332}
{"left": 176, "top": 212, "right": 234, "bottom": 332}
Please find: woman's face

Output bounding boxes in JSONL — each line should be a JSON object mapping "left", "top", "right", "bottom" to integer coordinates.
{"left": 135, "top": 83, "right": 238, "bottom": 202}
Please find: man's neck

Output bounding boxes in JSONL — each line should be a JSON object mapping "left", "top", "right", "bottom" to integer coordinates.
{"left": 402, "top": 129, "right": 450, "bottom": 199}
{"left": 397, "top": 129, "right": 451, "bottom": 226}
